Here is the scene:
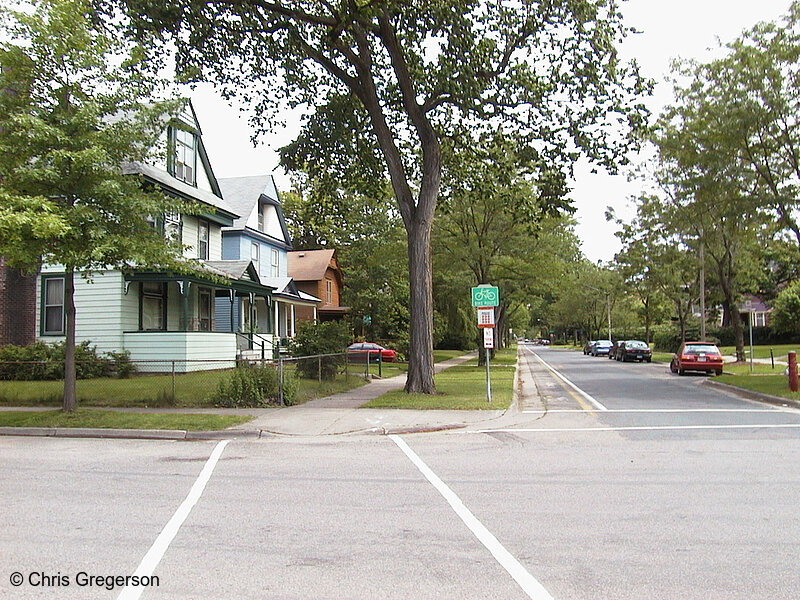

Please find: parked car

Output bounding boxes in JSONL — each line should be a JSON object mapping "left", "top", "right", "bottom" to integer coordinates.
{"left": 347, "top": 342, "right": 397, "bottom": 363}
{"left": 615, "top": 340, "right": 652, "bottom": 362}
{"left": 606, "top": 340, "right": 621, "bottom": 358}
{"left": 670, "top": 342, "right": 724, "bottom": 376}
{"left": 583, "top": 341, "right": 596, "bottom": 355}
{"left": 592, "top": 340, "right": 613, "bottom": 356}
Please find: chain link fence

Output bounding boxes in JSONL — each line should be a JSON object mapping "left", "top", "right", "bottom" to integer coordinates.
{"left": 0, "top": 353, "right": 368, "bottom": 408}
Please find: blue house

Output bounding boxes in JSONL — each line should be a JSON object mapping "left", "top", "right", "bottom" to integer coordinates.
{"left": 217, "top": 175, "right": 319, "bottom": 355}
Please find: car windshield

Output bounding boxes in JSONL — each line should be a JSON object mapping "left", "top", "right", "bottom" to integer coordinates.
{"left": 627, "top": 341, "right": 648, "bottom": 349}
{"left": 684, "top": 345, "right": 719, "bottom": 355}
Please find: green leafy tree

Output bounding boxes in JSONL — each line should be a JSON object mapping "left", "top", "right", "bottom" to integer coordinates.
{"left": 108, "top": 0, "right": 649, "bottom": 394}
{"left": 435, "top": 133, "right": 576, "bottom": 355}
{"left": 0, "top": 0, "right": 194, "bottom": 411}
{"left": 771, "top": 279, "right": 800, "bottom": 333}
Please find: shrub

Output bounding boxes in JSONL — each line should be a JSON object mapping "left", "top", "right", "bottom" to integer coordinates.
{"left": 0, "top": 342, "right": 136, "bottom": 380}
{"left": 213, "top": 363, "right": 282, "bottom": 407}
{"left": 290, "top": 320, "right": 351, "bottom": 380}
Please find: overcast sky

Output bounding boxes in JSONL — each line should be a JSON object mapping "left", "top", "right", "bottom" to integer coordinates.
{"left": 191, "top": 0, "right": 795, "bottom": 263}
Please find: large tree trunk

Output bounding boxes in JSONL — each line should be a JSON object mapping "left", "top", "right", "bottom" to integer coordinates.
{"left": 404, "top": 221, "right": 435, "bottom": 394}
{"left": 63, "top": 267, "right": 77, "bottom": 412}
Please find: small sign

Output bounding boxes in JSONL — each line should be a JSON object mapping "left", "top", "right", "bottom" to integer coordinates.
{"left": 477, "top": 308, "right": 495, "bottom": 328}
{"left": 471, "top": 285, "right": 499, "bottom": 308}
{"left": 483, "top": 328, "right": 494, "bottom": 349}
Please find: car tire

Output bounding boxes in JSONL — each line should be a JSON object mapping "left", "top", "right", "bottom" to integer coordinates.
{"left": 715, "top": 369, "right": 723, "bottom": 376}
{"left": 646, "top": 358, "right": 652, "bottom": 363}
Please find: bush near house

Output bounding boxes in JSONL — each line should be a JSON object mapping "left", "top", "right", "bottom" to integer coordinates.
{"left": 212, "top": 363, "right": 298, "bottom": 407}
{"left": 0, "top": 342, "right": 135, "bottom": 380}
{"left": 290, "top": 320, "right": 351, "bottom": 380}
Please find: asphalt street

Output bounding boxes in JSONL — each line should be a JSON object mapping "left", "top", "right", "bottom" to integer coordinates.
{"left": 1, "top": 345, "right": 799, "bottom": 599}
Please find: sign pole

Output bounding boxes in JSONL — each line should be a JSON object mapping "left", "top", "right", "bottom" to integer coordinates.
{"left": 485, "top": 347, "right": 492, "bottom": 403}
{"left": 472, "top": 284, "right": 499, "bottom": 404}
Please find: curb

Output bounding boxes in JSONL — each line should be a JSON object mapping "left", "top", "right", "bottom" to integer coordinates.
{"left": 703, "top": 379, "right": 800, "bottom": 410}
{"left": 0, "top": 427, "right": 266, "bottom": 441}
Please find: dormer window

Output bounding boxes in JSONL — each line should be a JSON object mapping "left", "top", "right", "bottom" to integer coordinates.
{"left": 198, "top": 220, "right": 209, "bottom": 260}
{"left": 258, "top": 207, "right": 264, "bottom": 232}
{"left": 168, "top": 126, "right": 197, "bottom": 186}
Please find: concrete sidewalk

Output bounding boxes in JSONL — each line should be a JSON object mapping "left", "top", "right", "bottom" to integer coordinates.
{"left": 0, "top": 351, "right": 523, "bottom": 439}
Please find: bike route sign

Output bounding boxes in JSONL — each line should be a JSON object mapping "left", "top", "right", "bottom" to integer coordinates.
{"left": 471, "top": 285, "right": 499, "bottom": 308}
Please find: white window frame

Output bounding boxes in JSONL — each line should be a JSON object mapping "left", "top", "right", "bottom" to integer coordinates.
{"left": 172, "top": 127, "right": 197, "bottom": 186}
{"left": 42, "top": 277, "right": 65, "bottom": 335}
{"left": 271, "top": 248, "right": 279, "bottom": 277}
{"left": 251, "top": 242, "right": 260, "bottom": 270}
{"left": 326, "top": 278, "right": 332, "bottom": 304}
{"left": 198, "top": 220, "right": 209, "bottom": 260}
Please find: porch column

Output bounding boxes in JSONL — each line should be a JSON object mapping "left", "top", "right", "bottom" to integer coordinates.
{"left": 290, "top": 305, "right": 295, "bottom": 337}
{"left": 274, "top": 300, "right": 280, "bottom": 338}
{"left": 229, "top": 290, "right": 235, "bottom": 332}
{"left": 178, "top": 280, "right": 190, "bottom": 331}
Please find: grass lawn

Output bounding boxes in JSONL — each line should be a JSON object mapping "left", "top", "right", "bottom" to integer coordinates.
{"left": 0, "top": 367, "right": 367, "bottom": 408}
{"left": 0, "top": 408, "right": 253, "bottom": 430}
{"left": 718, "top": 343, "right": 799, "bottom": 361}
{"left": 715, "top": 374, "right": 800, "bottom": 403}
{"left": 651, "top": 352, "right": 673, "bottom": 364}
{"left": 363, "top": 347, "right": 516, "bottom": 410}
{"left": 722, "top": 362, "right": 786, "bottom": 375}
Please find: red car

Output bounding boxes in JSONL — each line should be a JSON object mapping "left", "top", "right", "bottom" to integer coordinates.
{"left": 670, "top": 342, "right": 724, "bottom": 376}
{"left": 347, "top": 342, "right": 397, "bottom": 363}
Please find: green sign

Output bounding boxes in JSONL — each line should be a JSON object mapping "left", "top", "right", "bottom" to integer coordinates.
{"left": 471, "top": 285, "right": 499, "bottom": 307}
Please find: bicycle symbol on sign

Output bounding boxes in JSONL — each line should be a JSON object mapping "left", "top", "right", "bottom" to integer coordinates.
{"left": 474, "top": 288, "right": 497, "bottom": 302}
{"left": 471, "top": 285, "right": 499, "bottom": 307}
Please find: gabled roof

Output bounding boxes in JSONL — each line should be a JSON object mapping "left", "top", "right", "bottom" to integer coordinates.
{"left": 288, "top": 249, "right": 338, "bottom": 282}
{"left": 218, "top": 175, "right": 292, "bottom": 247}
{"left": 119, "top": 100, "right": 237, "bottom": 225}
{"left": 203, "top": 260, "right": 260, "bottom": 283}
{"left": 218, "top": 175, "right": 272, "bottom": 227}
{"left": 122, "top": 162, "right": 238, "bottom": 226}
{"left": 261, "top": 276, "right": 320, "bottom": 305}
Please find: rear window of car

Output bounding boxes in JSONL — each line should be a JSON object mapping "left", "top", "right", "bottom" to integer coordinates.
{"left": 627, "top": 341, "right": 648, "bottom": 349}
{"left": 683, "top": 344, "right": 720, "bottom": 355}
{"left": 596, "top": 341, "right": 612, "bottom": 347}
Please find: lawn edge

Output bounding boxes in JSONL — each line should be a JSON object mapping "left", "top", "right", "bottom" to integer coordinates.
{"left": 702, "top": 379, "right": 800, "bottom": 410}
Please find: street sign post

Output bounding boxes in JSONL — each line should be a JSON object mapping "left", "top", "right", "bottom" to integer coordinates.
{"left": 477, "top": 308, "right": 495, "bottom": 328}
{"left": 471, "top": 285, "right": 499, "bottom": 308}
{"left": 472, "top": 284, "right": 498, "bottom": 403}
{"left": 483, "top": 328, "right": 493, "bottom": 403}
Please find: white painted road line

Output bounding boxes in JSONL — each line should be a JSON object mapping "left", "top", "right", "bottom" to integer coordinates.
{"left": 390, "top": 435, "right": 554, "bottom": 600}
{"left": 527, "top": 349, "right": 608, "bottom": 411}
{"left": 476, "top": 424, "right": 800, "bottom": 434}
{"left": 522, "top": 408, "right": 790, "bottom": 414}
{"left": 117, "top": 440, "right": 230, "bottom": 600}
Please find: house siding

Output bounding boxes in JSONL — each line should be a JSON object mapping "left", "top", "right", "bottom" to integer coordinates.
{"left": 36, "top": 269, "right": 126, "bottom": 354}
{"left": 122, "top": 332, "right": 236, "bottom": 371}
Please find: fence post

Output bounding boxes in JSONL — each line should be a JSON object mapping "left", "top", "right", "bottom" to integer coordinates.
{"left": 789, "top": 351, "right": 797, "bottom": 392}
{"left": 171, "top": 361, "right": 176, "bottom": 401}
{"left": 378, "top": 351, "right": 382, "bottom": 378}
{"left": 365, "top": 351, "right": 369, "bottom": 379}
{"left": 279, "top": 357, "right": 285, "bottom": 406}
{"left": 345, "top": 352, "right": 349, "bottom": 382}
{"left": 318, "top": 356, "right": 322, "bottom": 382}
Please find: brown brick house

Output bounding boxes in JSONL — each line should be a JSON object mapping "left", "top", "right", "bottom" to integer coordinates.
{"left": 0, "top": 257, "right": 37, "bottom": 346}
{"left": 288, "top": 249, "right": 350, "bottom": 322}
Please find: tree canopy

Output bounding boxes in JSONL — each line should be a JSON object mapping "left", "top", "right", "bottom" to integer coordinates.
{"left": 105, "top": 0, "right": 649, "bottom": 393}
{"left": 0, "top": 0, "right": 193, "bottom": 410}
